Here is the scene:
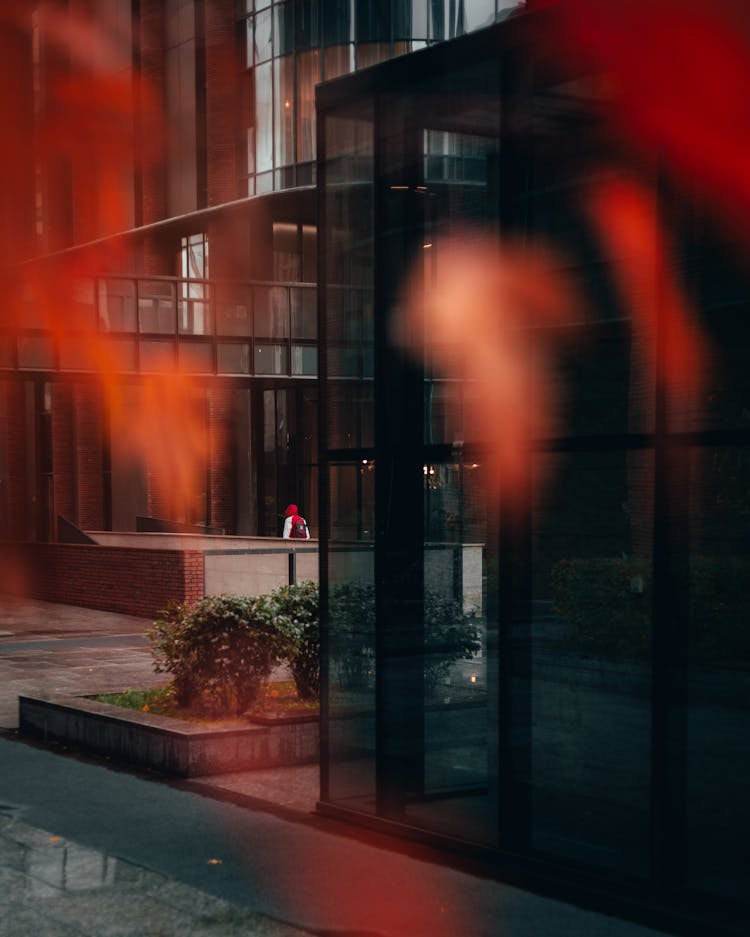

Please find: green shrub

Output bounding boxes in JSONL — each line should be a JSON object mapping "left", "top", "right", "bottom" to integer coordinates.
{"left": 328, "top": 582, "right": 376, "bottom": 690}
{"left": 328, "top": 581, "right": 481, "bottom": 691}
{"left": 423, "top": 592, "right": 482, "bottom": 690}
{"left": 550, "top": 556, "right": 750, "bottom": 662}
{"left": 550, "top": 557, "right": 652, "bottom": 658}
{"left": 148, "top": 593, "right": 292, "bottom": 714}
{"left": 270, "top": 580, "right": 320, "bottom": 702}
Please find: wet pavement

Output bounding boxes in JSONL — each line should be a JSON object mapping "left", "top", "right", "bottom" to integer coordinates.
{"left": 0, "top": 595, "right": 679, "bottom": 937}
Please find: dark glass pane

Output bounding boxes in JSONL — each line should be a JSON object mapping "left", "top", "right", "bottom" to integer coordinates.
{"left": 401, "top": 460, "right": 497, "bottom": 844}
{"left": 140, "top": 340, "right": 175, "bottom": 371}
{"left": 217, "top": 342, "right": 251, "bottom": 374}
{"left": 355, "top": 0, "right": 389, "bottom": 41}
{"left": 291, "top": 344, "right": 317, "bottom": 375}
{"left": 530, "top": 449, "right": 654, "bottom": 874}
{"left": 254, "top": 286, "right": 290, "bottom": 338}
{"left": 254, "top": 343, "right": 288, "bottom": 374}
{"left": 17, "top": 336, "right": 55, "bottom": 369}
{"left": 99, "top": 279, "right": 136, "bottom": 332}
{"left": 322, "top": 0, "right": 349, "bottom": 45}
{"left": 178, "top": 341, "right": 213, "bottom": 373}
{"left": 291, "top": 286, "right": 317, "bottom": 339}
{"left": 138, "top": 281, "right": 176, "bottom": 334}
{"left": 324, "top": 104, "right": 374, "bottom": 448}
{"left": 295, "top": 0, "right": 318, "bottom": 51}
{"left": 686, "top": 446, "right": 750, "bottom": 904}
{"left": 327, "top": 462, "right": 376, "bottom": 811}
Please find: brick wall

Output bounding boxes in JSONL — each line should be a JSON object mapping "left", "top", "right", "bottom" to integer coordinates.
{"left": 0, "top": 543, "right": 205, "bottom": 618}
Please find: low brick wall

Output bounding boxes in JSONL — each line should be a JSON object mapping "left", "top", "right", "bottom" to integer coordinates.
{"left": 19, "top": 694, "right": 319, "bottom": 777}
{"left": 0, "top": 542, "right": 204, "bottom": 618}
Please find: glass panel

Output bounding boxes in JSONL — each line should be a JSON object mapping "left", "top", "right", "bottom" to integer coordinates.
{"left": 274, "top": 55, "right": 295, "bottom": 168}
{"left": 296, "top": 49, "right": 320, "bottom": 163}
{"left": 686, "top": 445, "right": 750, "bottom": 904}
{"left": 254, "top": 286, "right": 289, "bottom": 337}
{"left": 291, "top": 287, "right": 317, "bottom": 339}
{"left": 291, "top": 344, "right": 317, "bottom": 375}
{"left": 255, "top": 62, "right": 273, "bottom": 173}
{"left": 254, "top": 7, "right": 272, "bottom": 62}
{"left": 327, "top": 462, "right": 376, "bottom": 811}
{"left": 324, "top": 43, "right": 352, "bottom": 80}
{"left": 324, "top": 105, "right": 374, "bottom": 448}
{"left": 178, "top": 297, "right": 212, "bottom": 335}
{"left": 178, "top": 342, "right": 213, "bottom": 373}
{"left": 215, "top": 284, "right": 252, "bottom": 337}
{"left": 17, "top": 336, "right": 55, "bottom": 369}
{"left": 256, "top": 170, "right": 274, "bottom": 194}
{"left": 217, "top": 342, "right": 251, "bottom": 374}
{"left": 463, "top": 0, "right": 496, "bottom": 32}
{"left": 98, "top": 279, "right": 136, "bottom": 332}
{"left": 254, "top": 343, "right": 288, "bottom": 374}
{"left": 138, "top": 281, "right": 176, "bottom": 334}
{"left": 400, "top": 460, "right": 496, "bottom": 844}
{"left": 322, "top": 0, "right": 350, "bottom": 45}
{"left": 107, "top": 337, "right": 137, "bottom": 371}
{"left": 139, "top": 340, "right": 175, "bottom": 371}
{"left": 530, "top": 449, "right": 654, "bottom": 874}
{"left": 273, "top": 223, "right": 301, "bottom": 281}
{"left": 58, "top": 338, "right": 100, "bottom": 370}
{"left": 71, "top": 278, "right": 97, "bottom": 330}
{"left": 274, "top": 0, "right": 294, "bottom": 55}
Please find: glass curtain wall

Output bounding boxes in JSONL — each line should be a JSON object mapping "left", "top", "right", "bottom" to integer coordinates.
{"left": 239, "top": 1, "right": 523, "bottom": 195}
{"left": 318, "top": 22, "right": 750, "bottom": 936}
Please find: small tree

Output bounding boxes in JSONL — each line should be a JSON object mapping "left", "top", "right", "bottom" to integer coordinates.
{"left": 271, "top": 580, "right": 320, "bottom": 701}
{"left": 148, "top": 593, "right": 292, "bottom": 714}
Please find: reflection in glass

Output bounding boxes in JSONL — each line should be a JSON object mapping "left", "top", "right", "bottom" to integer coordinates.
{"left": 254, "top": 343, "right": 288, "bottom": 374}
{"left": 327, "top": 462, "right": 376, "bottom": 811}
{"left": 297, "top": 49, "right": 320, "bottom": 163}
{"left": 530, "top": 449, "right": 653, "bottom": 873}
{"left": 686, "top": 446, "right": 750, "bottom": 903}
{"left": 255, "top": 62, "right": 273, "bottom": 173}
{"left": 17, "top": 337, "right": 54, "bottom": 369}
{"left": 217, "top": 342, "right": 251, "bottom": 373}
{"left": 254, "top": 286, "right": 289, "bottom": 337}
{"left": 99, "top": 279, "right": 136, "bottom": 332}
{"left": 274, "top": 55, "right": 295, "bottom": 168}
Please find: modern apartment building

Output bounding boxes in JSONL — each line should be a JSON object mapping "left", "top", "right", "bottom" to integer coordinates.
{"left": 2, "top": 4, "right": 748, "bottom": 936}
{"left": 0, "top": 0, "right": 519, "bottom": 542}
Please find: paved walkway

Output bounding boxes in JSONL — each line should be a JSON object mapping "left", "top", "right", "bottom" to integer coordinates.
{"left": 0, "top": 596, "right": 677, "bottom": 937}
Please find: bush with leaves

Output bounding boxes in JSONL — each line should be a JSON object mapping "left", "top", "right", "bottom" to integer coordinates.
{"left": 550, "top": 555, "right": 750, "bottom": 662}
{"left": 148, "top": 593, "right": 292, "bottom": 714}
{"left": 270, "top": 580, "right": 320, "bottom": 701}
{"left": 328, "top": 581, "right": 481, "bottom": 691}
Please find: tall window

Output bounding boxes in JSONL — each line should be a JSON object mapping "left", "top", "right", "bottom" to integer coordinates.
{"left": 179, "top": 233, "right": 210, "bottom": 335}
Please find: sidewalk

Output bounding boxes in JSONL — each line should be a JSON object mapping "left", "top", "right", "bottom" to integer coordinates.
{"left": 0, "top": 596, "right": 677, "bottom": 937}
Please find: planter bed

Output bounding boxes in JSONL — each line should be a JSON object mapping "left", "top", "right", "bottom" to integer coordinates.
{"left": 18, "top": 693, "right": 319, "bottom": 778}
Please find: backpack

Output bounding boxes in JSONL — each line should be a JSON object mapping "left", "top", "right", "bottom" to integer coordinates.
{"left": 289, "top": 515, "right": 308, "bottom": 539}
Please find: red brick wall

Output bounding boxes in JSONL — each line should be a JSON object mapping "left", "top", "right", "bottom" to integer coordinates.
{"left": 0, "top": 543, "right": 205, "bottom": 618}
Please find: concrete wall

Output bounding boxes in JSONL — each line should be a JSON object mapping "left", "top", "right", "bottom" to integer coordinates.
{"left": 0, "top": 542, "right": 204, "bottom": 618}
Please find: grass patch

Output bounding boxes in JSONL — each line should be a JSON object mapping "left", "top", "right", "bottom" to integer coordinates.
{"left": 94, "top": 680, "right": 318, "bottom": 723}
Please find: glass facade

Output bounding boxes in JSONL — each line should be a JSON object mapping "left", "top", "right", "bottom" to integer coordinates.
{"left": 318, "top": 21, "right": 750, "bottom": 937}
{"left": 239, "top": 0, "right": 522, "bottom": 194}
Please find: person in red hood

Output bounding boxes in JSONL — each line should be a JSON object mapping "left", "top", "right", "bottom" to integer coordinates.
{"left": 282, "top": 503, "right": 310, "bottom": 539}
